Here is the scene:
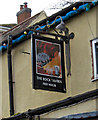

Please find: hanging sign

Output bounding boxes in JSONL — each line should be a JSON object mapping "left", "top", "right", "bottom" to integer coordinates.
{"left": 31, "top": 34, "right": 66, "bottom": 93}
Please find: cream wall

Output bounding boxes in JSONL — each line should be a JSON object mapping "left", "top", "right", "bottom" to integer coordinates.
{"left": 67, "top": 6, "right": 97, "bottom": 96}
{"left": 2, "top": 52, "right": 10, "bottom": 118}
{"left": 0, "top": 54, "right": 2, "bottom": 119}
{"left": 12, "top": 39, "right": 71, "bottom": 114}
{"left": 40, "top": 98, "right": 98, "bottom": 119}
{"left": 96, "top": 6, "right": 98, "bottom": 37}
{"left": 1, "top": 6, "right": 98, "bottom": 118}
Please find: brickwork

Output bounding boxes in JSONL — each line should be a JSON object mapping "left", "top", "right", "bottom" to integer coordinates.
{"left": 17, "top": 11, "right": 31, "bottom": 24}
{"left": 16, "top": 3, "right": 31, "bottom": 24}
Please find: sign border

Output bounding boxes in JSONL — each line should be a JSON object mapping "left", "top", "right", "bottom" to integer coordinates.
{"left": 31, "top": 34, "right": 66, "bottom": 93}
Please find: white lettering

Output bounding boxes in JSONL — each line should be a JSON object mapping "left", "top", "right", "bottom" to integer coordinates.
{"left": 52, "top": 79, "right": 62, "bottom": 83}
{"left": 49, "top": 83, "right": 56, "bottom": 87}
{"left": 43, "top": 77, "right": 51, "bottom": 82}
{"left": 43, "top": 82, "right": 48, "bottom": 86}
{"left": 37, "top": 76, "right": 42, "bottom": 81}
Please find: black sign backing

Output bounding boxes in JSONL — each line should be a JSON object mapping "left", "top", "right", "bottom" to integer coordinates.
{"left": 31, "top": 34, "right": 66, "bottom": 93}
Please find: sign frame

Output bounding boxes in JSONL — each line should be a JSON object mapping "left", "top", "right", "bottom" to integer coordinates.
{"left": 31, "top": 34, "right": 66, "bottom": 93}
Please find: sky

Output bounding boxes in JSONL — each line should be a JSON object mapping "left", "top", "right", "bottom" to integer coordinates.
{"left": 0, "top": 0, "right": 80, "bottom": 24}
{"left": 0, "top": 0, "right": 64, "bottom": 24}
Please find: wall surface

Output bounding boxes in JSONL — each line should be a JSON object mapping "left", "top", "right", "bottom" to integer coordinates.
{"left": 1, "top": 6, "right": 98, "bottom": 118}
{"left": 96, "top": 6, "right": 98, "bottom": 37}
{"left": 67, "top": 6, "right": 97, "bottom": 96}
{"left": 0, "top": 54, "right": 2, "bottom": 119}
{"left": 40, "top": 98, "right": 98, "bottom": 119}
{"left": 2, "top": 52, "right": 10, "bottom": 118}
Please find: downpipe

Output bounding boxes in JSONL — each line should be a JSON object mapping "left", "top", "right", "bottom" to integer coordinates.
{"left": 7, "top": 35, "right": 14, "bottom": 116}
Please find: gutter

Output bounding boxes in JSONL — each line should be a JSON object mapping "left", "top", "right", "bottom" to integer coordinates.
{"left": 35, "top": 1, "right": 97, "bottom": 27}
{"left": 2, "top": 89, "right": 98, "bottom": 120}
{"left": 37, "top": 2, "right": 84, "bottom": 26}
{"left": 0, "top": 1, "right": 98, "bottom": 52}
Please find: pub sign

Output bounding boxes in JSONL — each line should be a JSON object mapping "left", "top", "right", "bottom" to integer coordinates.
{"left": 32, "top": 34, "right": 66, "bottom": 93}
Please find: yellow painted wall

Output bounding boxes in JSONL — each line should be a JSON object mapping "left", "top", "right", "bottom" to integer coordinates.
{"left": 40, "top": 98, "right": 98, "bottom": 119}
{"left": 0, "top": 54, "right": 2, "bottom": 119}
{"left": 1, "top": 6, "right": 98, "bottom": 118}
{"left": 96, "top": 6, "right": 98, "bottom": 36}
{"left": 67, "top": 6, "right": 97, "bottom": 96}
{"left": 2, "top": 53, "right": 10, "bottom": 118}
{"left": 12, "top": 40, "right": 71, "bottom": 114}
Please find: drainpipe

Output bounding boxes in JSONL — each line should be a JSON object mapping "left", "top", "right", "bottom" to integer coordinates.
{"left": 7, "top": 35, "right": 14, "bottom": 116}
